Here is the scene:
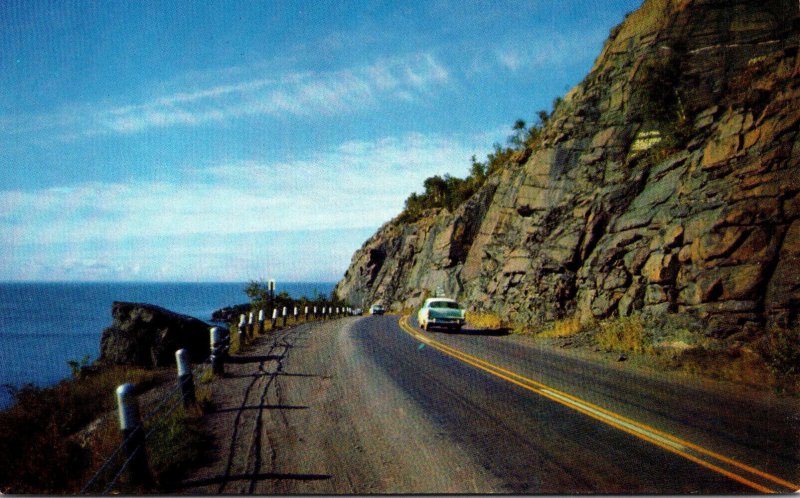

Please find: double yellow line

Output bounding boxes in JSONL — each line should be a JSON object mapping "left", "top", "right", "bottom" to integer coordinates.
{"left": 397, "top": 316, "right": 798, "bottom": 494}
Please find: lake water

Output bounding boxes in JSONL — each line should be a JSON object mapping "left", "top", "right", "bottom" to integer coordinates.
{"left": 0, "top": 281, "right": 334, "bottom": 409}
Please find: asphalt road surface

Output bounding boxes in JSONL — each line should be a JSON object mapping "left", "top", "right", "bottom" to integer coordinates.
{"left": 180, "top": 315, "right": 799, "bottom": 494}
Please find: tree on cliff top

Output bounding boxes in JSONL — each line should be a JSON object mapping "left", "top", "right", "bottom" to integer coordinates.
{"left": 398, "top": 110, "right": 554, "bottom": 223}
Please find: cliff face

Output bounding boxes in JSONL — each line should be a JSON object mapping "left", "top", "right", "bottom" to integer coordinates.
{"left": 336, "top": 0, "right": 800, "bottom": 338}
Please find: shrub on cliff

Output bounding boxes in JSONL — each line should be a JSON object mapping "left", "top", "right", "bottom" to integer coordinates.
{"left": 243, "top": 280, "right": 347, "bottom": 316}
{"left": 397, "top": 109, "right": 557, "bottom": 223}
{"left": 0, "top": 367, "right": 161, "bottom": 493}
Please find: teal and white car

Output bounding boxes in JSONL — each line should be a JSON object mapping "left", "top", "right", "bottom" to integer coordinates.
{"left": 417, "top": 298, "right": 466, "bottom": 331}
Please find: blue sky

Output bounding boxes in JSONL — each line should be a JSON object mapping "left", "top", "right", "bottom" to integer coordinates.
{"left": 1, "top": 0, "right": 642, "bottom": 282}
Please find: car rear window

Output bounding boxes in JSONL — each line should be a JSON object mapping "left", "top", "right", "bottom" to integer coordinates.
{"left": 430, "top": 300, "right": 460, "bottom": 309}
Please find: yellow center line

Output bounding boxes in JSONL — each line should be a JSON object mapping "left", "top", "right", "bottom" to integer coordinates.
{"left": 397, "top": 315, "right": 798, "bottom": 494}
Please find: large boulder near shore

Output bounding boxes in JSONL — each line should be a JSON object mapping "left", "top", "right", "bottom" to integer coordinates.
{"left": 98, "top": 302, "right": 212, "bottom": 368}
{"left": 211, "top": 303, "right": 251, "bottom": 323}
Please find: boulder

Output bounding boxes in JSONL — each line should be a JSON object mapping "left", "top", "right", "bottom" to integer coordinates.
{"left": 98, "top": 302, "right": 213, "bottom": 368}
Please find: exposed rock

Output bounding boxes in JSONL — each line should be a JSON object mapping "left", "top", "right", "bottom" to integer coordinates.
{"left": 98, "top": 302, "right": 213, "bottom": 368}
{"left": 336, "top": 0, "right": 800, "bottom": 340}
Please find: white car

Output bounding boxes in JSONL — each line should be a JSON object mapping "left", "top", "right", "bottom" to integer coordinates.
{"left": 417, "top": 298, "right": 465, "bottom": 332}
{"left": 369, "top": 303, "right": 385, "bottom": 315}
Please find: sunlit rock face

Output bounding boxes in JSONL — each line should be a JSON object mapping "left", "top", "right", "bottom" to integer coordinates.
{"left": 336, "top": 0, "right": 800, "bottom": 338}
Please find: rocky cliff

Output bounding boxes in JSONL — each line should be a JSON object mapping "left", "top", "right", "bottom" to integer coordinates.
{"left": 335, "top": 0, "right": 800, "bottom": 339}
{"left": 98, "top": 302, "right": 214, "bottom": 367}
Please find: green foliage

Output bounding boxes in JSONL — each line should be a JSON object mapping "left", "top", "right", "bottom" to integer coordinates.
{"left": 399, "top": 171, "right": 487, "bottom": 223}
{"left": 67, "top": 354, "right": 92, "bottom": 379}
{"left": 146, "top": 406, "right": 211, "bottom": 491}
{"left": 397, "top": 96, "right": 564, "bottom": 223}
{"left": 244, "top": 281, "right": 346, "bottom": 313}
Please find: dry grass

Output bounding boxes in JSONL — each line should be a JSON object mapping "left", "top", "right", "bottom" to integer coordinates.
{"left": 0, "top": 363, "right": 216, "bottom": 494}
{"left": 759, "top": 325, "right": 800, "bottom": 377}
{"left": 594, "top": 314, "right": 653, "bottom": 354}
{"left": 0, "top": 366, "right": 165, "bottom": 493}
{"left": 466, "top": 311, "right": 505, "bottom": 330}
{"left": 658, "top": 345, "right": 786, "bottom": 392}
{"left": 537, "top": 315, "right": 586, "bottom": 338}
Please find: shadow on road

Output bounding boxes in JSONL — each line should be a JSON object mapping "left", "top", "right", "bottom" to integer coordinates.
{"left": 212, "top": 404, "right": 308, "bottom": 414}
{"left": 407, "top": 316, "right": 511, "bottom": 337}
{"left": 182, "top": 472, "right": 332, "bottom": 488}
{"left": 223, "top": 371, "right": 327, "bottom": 380}
{"left": 228, "top": 354, "right": 284, "bottom": 364}
{"left": 430, "top": 327, "right": 511, "bottom": 337}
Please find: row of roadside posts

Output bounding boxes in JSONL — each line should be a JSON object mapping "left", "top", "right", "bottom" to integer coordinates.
{"left": 101, "top": 305, "right": 352, "bottom": 492}
{"left": 236, "top": 305, "right": 352, "bottom": 346}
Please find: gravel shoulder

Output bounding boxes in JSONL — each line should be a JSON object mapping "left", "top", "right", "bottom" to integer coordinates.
{"left": 178, "top": 317, "right": 500, "bottom": 494}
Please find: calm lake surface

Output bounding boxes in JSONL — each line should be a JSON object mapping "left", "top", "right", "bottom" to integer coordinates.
{"left": 0, "top": 281, "right": 334, "bottom": 409}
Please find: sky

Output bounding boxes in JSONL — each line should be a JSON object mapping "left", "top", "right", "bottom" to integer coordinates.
{"left": 0, "top": 0, "right": 642, "bottom": 282}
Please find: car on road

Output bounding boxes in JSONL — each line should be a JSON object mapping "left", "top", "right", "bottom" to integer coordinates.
{"left": 417, "top": 297, "right": 466, "bottom": 331}
{"left": 369, "top": 303, "right": 385, "bottom": 315}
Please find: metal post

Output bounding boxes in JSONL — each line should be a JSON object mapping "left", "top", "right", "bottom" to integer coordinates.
{"left": 271, "top": 308, "right": 278, "bottom": 329}
{"left": 258, "top": 309, "right": 265, "bottom": 335}
{"left": 304, "top": 306, "right": 309, "bottom": 321}
{"left": 322, "top": 307, "right": 326, "bottom": 320}
{"left": 293, "top": 306, "right": 298, "bottom": 323}
{"left": 313, "top": 306, "right": 318, "bottom": 319}
{"left": 268, "top": 279, "right": 276, "bottom": 314}
{"left": 210, "top": 327, "right": 225, "bottom": 375}
{"left": 116, "top": 384, "right": 152, "bottom": 488}
{"left": 238, "top": 314, "right": 246, "bottom": 345}
{"left": 175, "top": 349, "right": 195, "bottom": 407}
{"left": 282, "top": 306, "right": 287, "bottom": 327}
{"left": 247, "top": 312, "right": 254, "bottom": 337}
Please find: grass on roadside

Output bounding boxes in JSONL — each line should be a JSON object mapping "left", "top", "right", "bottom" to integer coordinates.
{"left": 594, "top": 314, "right": 653, "bottom": 354}
{"left": 525, "top": 311, "right": 800, "bottom": 395}
{"left": 466, "top": 311, "right": 505, "bottom": 330}
{"left": 0, "top": 362, "right": 217, "bottom": 494}
{"left": 536, "top": 315, "right": 587, "bottom": 338}
{"left": 0, "top": 366, "right": 164, "bottom": 494}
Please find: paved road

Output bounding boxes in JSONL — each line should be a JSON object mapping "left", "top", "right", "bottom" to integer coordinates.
{"left": 180, "top": 315, "right": 799, "bottom": 494}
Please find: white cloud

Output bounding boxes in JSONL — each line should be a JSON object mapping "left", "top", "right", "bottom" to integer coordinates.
{"left": 1, "top": 53, "right": 450, "bottom": 138}
{"left": 0, "top": 130, "right": 497, "bottom": 281}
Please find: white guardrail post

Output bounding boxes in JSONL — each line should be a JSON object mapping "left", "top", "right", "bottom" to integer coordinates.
{"left": 258, "top": 309, "right": 265, "bottom": 335}
{"left": 175, "top": 349, "right": 195, "bottom": 407}
{"left": 238, "top": 314, "right": 246, "bottom": 345}
{"left": 282, "top": 306, "right": 287, "bottom": 327}
{"left": 116, "top": 383, "right": 152, "bottom": 487}
{"left": 210, "top": 326, "right": 225, "bottom": 375}
{"left": 271, "top": 308, "right": 278, "bottom": 329}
